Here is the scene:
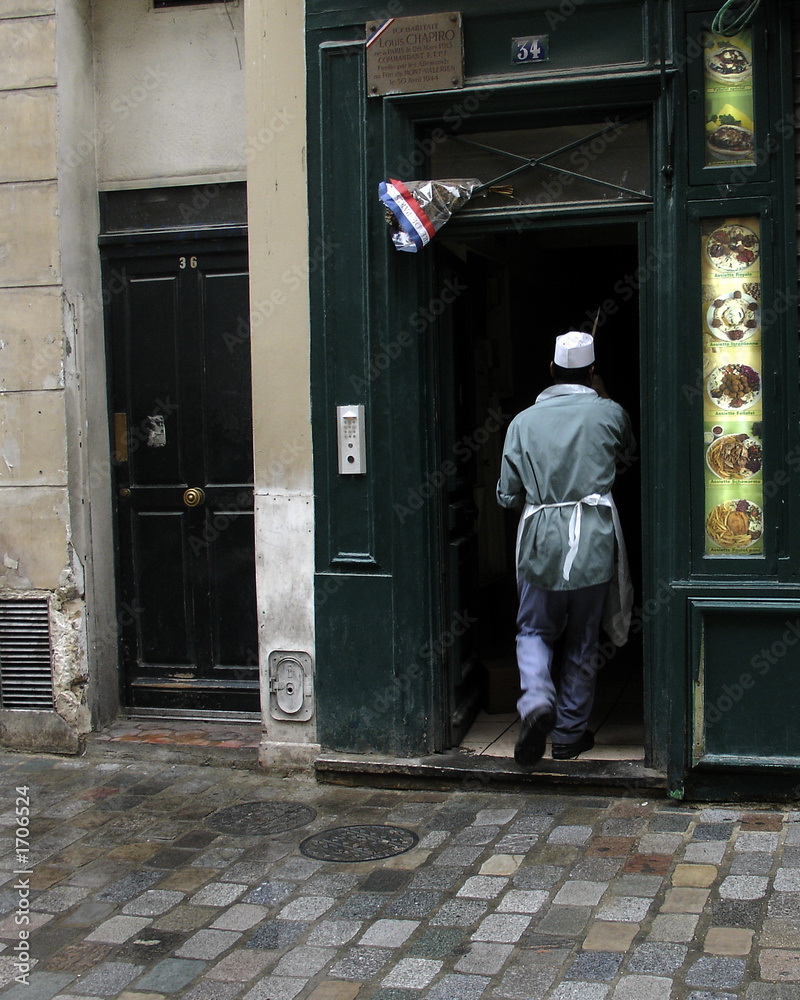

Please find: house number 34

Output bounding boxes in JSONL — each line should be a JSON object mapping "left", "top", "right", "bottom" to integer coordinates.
{"left": 179, "top": 256, "right": 198, "bottom": 268}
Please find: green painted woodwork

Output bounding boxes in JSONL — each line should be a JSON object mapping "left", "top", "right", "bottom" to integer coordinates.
{"left": 307, "top": 0, "right": 800, "bottom": 796}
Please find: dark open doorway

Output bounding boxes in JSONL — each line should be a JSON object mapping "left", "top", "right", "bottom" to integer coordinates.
{"left": 437, "top": 222, "right": 644, "bottom": 761}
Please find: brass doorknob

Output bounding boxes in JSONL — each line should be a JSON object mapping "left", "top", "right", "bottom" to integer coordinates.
{"left": 183, "top": 487, "right": 205, "bottom": 507}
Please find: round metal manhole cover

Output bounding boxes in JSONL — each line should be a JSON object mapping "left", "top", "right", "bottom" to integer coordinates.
{"left": 205, "top": 801, "right": 317, "bottom": 836}
{"left": 299, "top": 824, "right": 419, "bottom": 862}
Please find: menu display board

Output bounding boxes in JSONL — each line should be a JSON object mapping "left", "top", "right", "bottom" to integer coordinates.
{"left": 703, "top": 29, "right": 755, "bottom": 167}
{"left": 701, "top": 216, "right": 764, "bottom": 555}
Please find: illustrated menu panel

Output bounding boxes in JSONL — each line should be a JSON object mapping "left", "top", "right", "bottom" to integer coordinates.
{"left": 701, "top": 216, "right": 763, "bottom": 555}
{"left": 704, "top": 29, "right": 755, "bottom": 167}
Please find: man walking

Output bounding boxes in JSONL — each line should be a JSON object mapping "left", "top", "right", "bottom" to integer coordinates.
{"left": 497, "top": 331, "right": 634, "bottom": 767}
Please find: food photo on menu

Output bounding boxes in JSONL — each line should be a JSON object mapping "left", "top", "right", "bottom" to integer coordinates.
{"left": 705, "top": 496, "right": 763, "bottom": 551}
{"left": 703, "top": 29, "right": 755, "bottom": 167}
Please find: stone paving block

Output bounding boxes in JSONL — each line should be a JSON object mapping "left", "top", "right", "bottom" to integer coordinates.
{"left": 429, "top": 899, "right": 486, "bottom": 927}
{"left": 410, "top": 868, "right": 461, "bottom": 891}
{"left": 582, "top": 921, "right": 638, "bottom": 951}
{"left": 734, "top": 832, "right": 780, "bottom": 853}
{"left": 759, "top": 948, "right": 800, "bottom": 981}
{"left": 241, "top": 978, "right": 305, "bottom": 1000}
{"left": 496, "top": 889, "right": 549, "bottom": 914}
{"left": 601, "top": 819, "right": 644, "bottom": 837}
{"left": 305, "top": 984, "right": 360, "bottom": 1000}
{"left": 71, "top": 961, "right": 145, "bottom": 996}
{"left": 277, "top": 895, "right": 335, "bottom": 921}
{"left": 174, "top": 929, "right": 242, "bottom": 960}
{"left": 423, "top": 972, "right": 490, "bottom": 999}
{"left": 660, "top": 888, "right": 709, "bottom": 912}
{"left": 306, "top": 920, "right": 362, "bottom": 948}
{"left": 693, "top": 823, "right": 735, "bottom": 841}
{"left": 704, "top": 926, "right": 753, "bottom": 954}
{"left": 547, "top": 826, "right": 592, "bottom": 845}
{"left": 534, "top": 905, "right": 591, "bottom": 937}
{"left": 685, "top": 955, "right": 747, "bottom": 989}
{"left": 492, "top": 963, "right": 557, "bottom": 998}
{"left": 646, "top": 913, "right": 699, "bottom": 941}
{"left": 117, "top": 930, "right": 188, "bottom": 964}
{"left": 564, "top": 950, "right": 622, "bottom": 980}
{"left": 95, "top": 872, "right": 162, "bottom": 903}
{"left": 610, "top": 975, "right": 672, "bottom": 999}
{"left": 780, "top": 846, "right": 800, "bottom": 866}
{"left": 204, "top": 950, "right": 273, "bottom": 982}
{"left": 473, "top": 809, "right": 517, "bottom": 827}
{"left": 151, "top": 906, "right": 208, "bottom": 933}
{"left": 512, "top": 864, "right": 563, "bottom": 889}
{"left": 648, "top": 813, "right": 694, "bottom": 833}
{"left": 627, "top": 941, "right": 687, "bottom": 974}
{"left": 622, "top": 854, "right": 671, "bottom": 875}
{"left": 553, "top": 880, "right": 607, "bottom": 906}
{"left": 0, "top": 972, "right": 75, "bottom": 1000}
{"left": 245, "top": 921, "right": 309, "bottom": 950}
{"left": 698, "top": 809, "right": 740, "bottom": 823}
{"left": 189, "top": 883, "right": 247, "bottom": 907}
{"left": 181, "top": 983, "right": 240, "bottom": 1000}
{"left": 672, "top": 863, "right": 717, "bottom": 887}
{"left": 241, "top": 880, "right": 294, "bottom": 907}
{"left": 767, "top": 892, "right": 800, "bottom": 917}
{"left": 381, "top": 957, "right": 442, "bottom": 989}
{"left": 759, "top": 916, "right": 800, "bottom": 948}
{"left": 359, "top": 919, "right": 419, "bottom": 948}
{"left": 433, "top": 846, "right": 484, "bottom": 867}
{"left": 683, "top": 843, "right": 727, "bottom": 864}
{"left": 745, "top": 984, "right": 800, "bottom": 999}
{"left": 718, "top": 875, "right": 768, "bottom": 899}
{"left": 495, "top": 834, "right": 537, "bottom": 854}
{"left": 85, "top": 916, "right": 152, "bottom": 944}
{"left": 729, "top": 851, "right": 773, "bottom": 875}
{"left": 327, "top": 946, "right": 392, "bottom": 980}
{"left": 479, "top": 855, "right": 522, "bottom": 876}
{"left": 30, "top": 886, "right": 89, "bottom": 913}
{"left": 685, "top": 994, "right": 736, "bottom": 1000}
{"left": 360, "top": 870, "right": 412, "bottom": 892}
{"left": 637, "top": 834, "right": 684, "bottom": 854}
{"left": 457, "top": 876, "right": 508, "bottom": 899}
{"left": 121, "top": 891, "right": 187, "bottom": 917}
{"left": 454, "top": 941, "right": 513, "bottom": 975}
{"left": 470, "top": 913, "right": 531, "bottom": 943}
{"left": 774, "top": 867, "right": 800, "bottom": 892}
{"left": 610, "top": 873, "right": 663, "bottom": 897}
{"left": 785, "top": 825, "right": 800, "bottom": 845}
{"left": 155, "top": 869, "right": 215, "bottom": 893}
{"left": 407, "top": 927, "right": 465, "bottom": 959}
{"left": 45, "top": 942, "right": 113, "bottom": 974}
{"left": 271, "top": 858, "right": 323, "bottom": 881}
{"left": 210, "top": 904, "right": 269, "bottom": 931}
{"left": 596, "top": 895, "right": 652, "bottom": 922}
{"left": 570, "top": 858, "right": 624, "bottom": 880}
{"left": 272, "top": 945, "right": 335, "bottom": 977}
{"left": 548, "top": 983, "right": 610, "bottom": 999}
{"left": 710, "top": 898, "right": 762, "bottom": 928}
{"left": 385, "top": 891, "right": 441, "bottom": 919}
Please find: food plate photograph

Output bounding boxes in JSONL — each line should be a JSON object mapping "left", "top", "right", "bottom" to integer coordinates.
{"left": 706, "top": 289, "right": 760, "bottom": 341}
{"left": 706, "top": 433, "right": 762, "bottom": 479}
{"left": 706, "top": 362, "right": 761, "bottom": 410}
{"left": 705, "top": 223, "right": 760, "bottom": 271}
{"left": 706, "top": 498, "right": 763, "bottom": 549}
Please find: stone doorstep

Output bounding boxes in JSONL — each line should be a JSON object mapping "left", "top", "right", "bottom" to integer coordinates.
{"left": 314, "top": 751, "right": 668, "bottom": 795}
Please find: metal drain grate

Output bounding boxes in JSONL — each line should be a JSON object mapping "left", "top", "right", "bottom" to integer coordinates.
{"left": 0, "top": 600, "right": 54, "bottom": 709}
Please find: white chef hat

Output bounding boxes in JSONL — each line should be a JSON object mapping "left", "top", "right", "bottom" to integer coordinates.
{"left": 554, "top": 330, "right": 595, "bottom": 368}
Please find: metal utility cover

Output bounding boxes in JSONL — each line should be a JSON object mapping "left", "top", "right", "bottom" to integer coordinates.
{"left": 366, "top": 12, "right": 463, "bottom": 97}
{"left": 205, "top": 801, "right": 317, "bottom": 836}
{"left": 300, "top": 824, "right": 419, "bottom": 862}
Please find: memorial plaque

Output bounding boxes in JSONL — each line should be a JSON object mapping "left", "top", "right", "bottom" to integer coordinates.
{"left": 366, "top": 11, "right": 463, "bottom": 97}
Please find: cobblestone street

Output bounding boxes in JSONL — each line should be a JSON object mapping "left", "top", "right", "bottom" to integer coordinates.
{"left": 0, "top": 745, "right": 797, "bottom": 1000}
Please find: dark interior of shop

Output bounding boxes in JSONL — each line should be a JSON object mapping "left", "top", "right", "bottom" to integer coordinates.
{"left": 438, "top": 224, "right": 644, "bottom": 755}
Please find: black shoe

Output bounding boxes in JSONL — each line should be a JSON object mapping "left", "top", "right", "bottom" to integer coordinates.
{"left": 551, "top": 730, "right": 595, "bottom": 760}
{"left": 514, "top": 708, "right": 556, "bottom": 767}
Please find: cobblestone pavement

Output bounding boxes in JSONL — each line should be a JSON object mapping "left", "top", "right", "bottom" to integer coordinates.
{"left": 0, "top": 750, "right": 798, "bottom": 1000}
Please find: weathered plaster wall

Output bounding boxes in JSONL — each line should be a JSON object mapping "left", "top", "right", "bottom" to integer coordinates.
{"left": 92, "top": 0, "right": 245, "bottom": 187}
{"left": 245, "top": 0, "right": 316, "bottom": 765}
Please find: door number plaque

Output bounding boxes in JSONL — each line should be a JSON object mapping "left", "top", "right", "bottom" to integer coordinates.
{"left": 511, "top": 35, "right": 549, "bottom": 64}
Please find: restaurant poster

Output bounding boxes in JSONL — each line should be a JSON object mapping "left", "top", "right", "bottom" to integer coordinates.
{"left": 701, "top": 216, "right": 764, "bottom": 556}
{"left": 703, "top": 29, "right": 755, "bottom": 168}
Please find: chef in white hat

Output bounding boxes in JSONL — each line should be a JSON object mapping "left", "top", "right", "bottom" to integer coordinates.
{"left": 497, "top": 331, "right": 634, "bottom": 768}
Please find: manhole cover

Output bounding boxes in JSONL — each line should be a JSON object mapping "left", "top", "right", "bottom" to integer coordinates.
{"left": 205, "top": 801, "right": 316, "bottom": 836}
{"left": 299, "top": 824, "right": 418, "bottom": 862}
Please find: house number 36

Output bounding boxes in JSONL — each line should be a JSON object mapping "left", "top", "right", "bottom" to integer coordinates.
{"left": 179, "top": 256, "right": 198, "bottom": 268}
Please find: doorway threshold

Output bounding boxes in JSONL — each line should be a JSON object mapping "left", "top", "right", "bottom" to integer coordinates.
{"left": 315, "top": 750, "right": 666, "bottom": 796}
